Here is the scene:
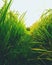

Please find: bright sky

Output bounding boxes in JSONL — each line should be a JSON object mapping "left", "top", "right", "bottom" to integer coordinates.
{"left": 0, "top": 0, "right": 52, "bottom": 27}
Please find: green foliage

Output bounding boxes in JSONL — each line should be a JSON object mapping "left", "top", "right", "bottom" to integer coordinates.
{"left": 0, "top": 0, "right": 52, "bottom": 65}
{"left": 0, "top": 0, "right": 31, "bottom": 65}
{"left": 30, "top": 9, "right": 52, "bottom": 65}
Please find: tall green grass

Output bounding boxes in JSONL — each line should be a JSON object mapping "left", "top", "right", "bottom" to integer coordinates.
{"left": 0, "top": 0, "right": 31, "bottom": 65}
{"left": 0, "top": 0, "right": 52, "bottom": 65}
{"left": 30, "top": 9, "right": 52, "bottom": 65}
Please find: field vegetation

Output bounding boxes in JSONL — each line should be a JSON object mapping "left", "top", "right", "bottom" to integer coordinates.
{"left": 0, "top": 0, "right": 52, "bottom": 65}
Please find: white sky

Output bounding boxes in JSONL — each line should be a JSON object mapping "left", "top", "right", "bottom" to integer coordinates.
{"left": 0, "top": 0, "right": 52, "bottom": 27}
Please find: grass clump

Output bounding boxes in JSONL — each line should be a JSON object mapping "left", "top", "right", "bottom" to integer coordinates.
{"left": 0, "top": 0, "right": 52, "bottom": 65}
{"left": 0, "top": 0, "right": 31, "bottom": 65}
{"left": 30, "top": 9, "right": 52, "bottom": 65}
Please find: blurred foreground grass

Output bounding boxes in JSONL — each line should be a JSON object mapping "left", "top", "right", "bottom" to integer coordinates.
{"left": 0, "top": 0, "right": 52, "bottom": 65}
